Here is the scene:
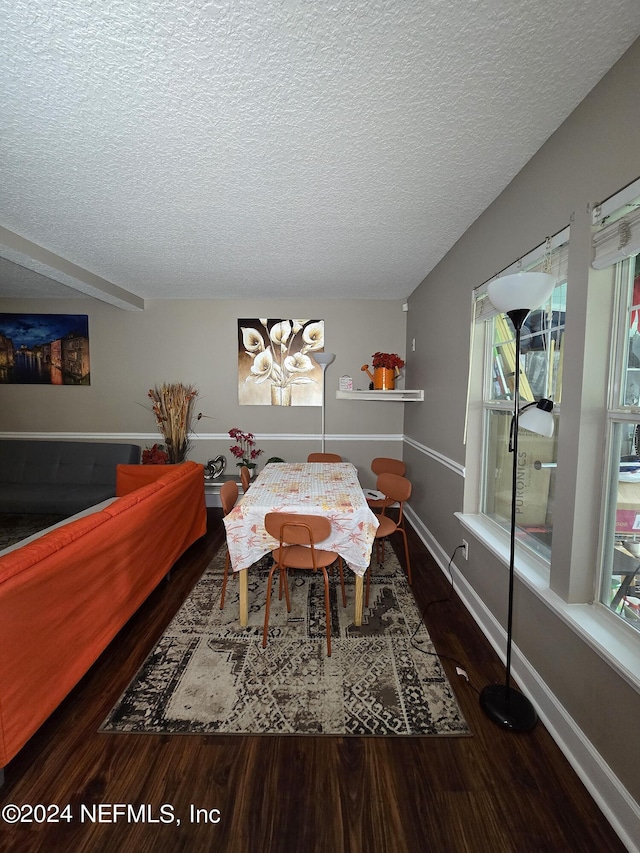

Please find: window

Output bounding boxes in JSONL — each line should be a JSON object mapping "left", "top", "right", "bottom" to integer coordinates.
{"left": 600, "top": 252, "right": 640, "bottom": 632}
{"left": 474, "top": 236, "right": 568, "bottom": 561}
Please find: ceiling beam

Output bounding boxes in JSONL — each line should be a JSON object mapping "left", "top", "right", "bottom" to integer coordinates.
{"left": 0, "top": 227, "right": 145, "bottom": 311}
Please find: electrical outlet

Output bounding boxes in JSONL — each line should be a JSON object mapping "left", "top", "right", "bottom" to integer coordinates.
{"left": 461, "top": 540, "right": 468, "bottom": 560}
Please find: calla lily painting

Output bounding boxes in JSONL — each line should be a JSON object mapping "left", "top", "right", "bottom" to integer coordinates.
{"left": 237, "top": 318, "right": 325, "bottom": 406}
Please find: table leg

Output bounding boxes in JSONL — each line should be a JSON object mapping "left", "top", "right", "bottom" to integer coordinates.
{"left": 354, "top": 575, "right": 363, "bottom": 626}
{"left": 239, "top": 568, "right": 248, "bottom": 627}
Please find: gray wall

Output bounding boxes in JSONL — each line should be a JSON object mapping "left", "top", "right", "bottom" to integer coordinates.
{"left": 0, "top": 297, "right": 407, "bottom": 488}
{"left": 404, "top": 36, "right": 640, "bottom": 822}
{"left": 2, "top": 34, "right": 639, "bottom": 843}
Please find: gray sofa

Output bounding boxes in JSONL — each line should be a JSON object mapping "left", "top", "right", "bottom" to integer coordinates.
{"left": 0, "top": 440, "right": 141, "bottom": 515}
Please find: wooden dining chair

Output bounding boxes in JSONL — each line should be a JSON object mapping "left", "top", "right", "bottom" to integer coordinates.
{"left": 219, "top": 479, "right": 239, "bottom": 609}
{"left": 365, "top": 457, "right": 406, "bottom": 512}
{"left": 366, "top": 472, "right": 412, "bottom": 605}
{"left": 307, "top": 453, "right": 342, "bottom": 462}
{"left": 240, "top": 465, "right": 251, "bottom": 493}
{"left": 262, "top": 512, "right": 346, "bottom": 656}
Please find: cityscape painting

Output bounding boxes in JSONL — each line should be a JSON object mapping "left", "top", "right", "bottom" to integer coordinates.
{"left": 0, "top": 313, "right": 90, "bottom": 385}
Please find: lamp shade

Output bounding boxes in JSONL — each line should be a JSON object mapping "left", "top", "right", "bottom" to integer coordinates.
{"left": 519, "top": 398, "right": 554, "bottom": 437}
{"left": 487, "top": 271, "right": 556, "bottom": 314}
{"left": 315, "top": 352, "right": 335, "bottom": 367}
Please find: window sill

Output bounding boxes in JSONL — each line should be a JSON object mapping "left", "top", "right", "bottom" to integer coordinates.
{"left": 455, "top": 512, "right": 640, "bottom": 693}
{"left": 455, "top": 512, "right": 550, "bottom": 588}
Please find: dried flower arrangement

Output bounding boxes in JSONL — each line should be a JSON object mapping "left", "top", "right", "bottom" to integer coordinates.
{"left": 147, "top": 383, "right": 201, "bottom": 464}
{"left": 229, "top": 427, "right": 263, "bottom": 473}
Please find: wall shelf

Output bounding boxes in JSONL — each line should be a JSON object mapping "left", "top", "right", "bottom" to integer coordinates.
{"left": 336, "top": 389, "right": 424, "bottom": 402}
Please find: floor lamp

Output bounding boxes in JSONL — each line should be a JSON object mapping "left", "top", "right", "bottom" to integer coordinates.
{"left": 482, "top": 270, "right": 556, "bottom": 731}
{"left": 314, "top": 352, "right": 335, "bottom": 452}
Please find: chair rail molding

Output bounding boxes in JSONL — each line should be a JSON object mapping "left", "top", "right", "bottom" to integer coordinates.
{"left": 0, "top": 431, "right": 405, "bottom": 443}
{"left": 403, "top": 435, "right": 465, "bottom": 478}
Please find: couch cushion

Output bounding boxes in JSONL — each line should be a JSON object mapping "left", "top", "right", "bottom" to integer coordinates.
{"left": 116, "top": 464, "right": 171, "bottom": 496}
{"left": 0, "top": 441, "right": 141, "bottom": 487}
{"left": 103, "top": 482, "right": 163, "bottom": 516}
{"left": 115, "top": 460, "right": 196, "bottom": 496}
{"left": 0, "top": 498, "right": 117, "bottom": 558}
{"left": 0, "top": 513, "right": 109, "bottom": 585}
{"left": 0, "top": 484, "right": 119, "bottom": 515}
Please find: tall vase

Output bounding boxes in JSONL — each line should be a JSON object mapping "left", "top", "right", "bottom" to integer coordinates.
{"left": 373, "top": 368, "right": 396, "bottom": 390}
{"left": 271, "top": 385, "right": 292, "bottom": 406}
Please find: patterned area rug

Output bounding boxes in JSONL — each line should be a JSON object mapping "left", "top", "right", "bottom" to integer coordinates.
{"left": 101, "top": 548, "right": 471, "bottom": 737}
{"left": 0, "top": 513, "right": 68, "bottom": 550}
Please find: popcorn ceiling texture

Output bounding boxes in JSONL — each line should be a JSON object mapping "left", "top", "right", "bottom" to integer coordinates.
{"left": 1, "top": 0, "right": 639, "bottom": 302}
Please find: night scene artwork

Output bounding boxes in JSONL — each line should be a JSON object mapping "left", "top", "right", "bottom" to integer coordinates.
{"left": 0, "top": 314, "right": 90, "bottom": 385}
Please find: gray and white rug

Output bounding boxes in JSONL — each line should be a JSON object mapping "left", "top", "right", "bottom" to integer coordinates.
{"left": 101, "top": 548, "right": 470, "bottom": 737}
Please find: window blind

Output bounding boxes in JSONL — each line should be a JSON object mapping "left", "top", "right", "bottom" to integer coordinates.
{"left": 472, "top": 228, "right": 570, "bottom": 324}
{"left": 592, "top": 192, "right": 640, "bottom": 269}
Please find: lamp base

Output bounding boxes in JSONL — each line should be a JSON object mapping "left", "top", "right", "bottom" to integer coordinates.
{"left": 480, "top": 684, "right": 537, "bottom": 732}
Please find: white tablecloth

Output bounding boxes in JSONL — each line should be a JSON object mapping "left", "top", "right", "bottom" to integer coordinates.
{"left": 223, "top": 462, "right": 379, "bottom": 576}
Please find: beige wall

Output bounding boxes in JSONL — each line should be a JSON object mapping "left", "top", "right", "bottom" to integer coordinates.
{"left": 404, "top": 35, "right": 640, "bottom": 822}
{"left": 0, "top": 297, "right": 407, "bottom": 486}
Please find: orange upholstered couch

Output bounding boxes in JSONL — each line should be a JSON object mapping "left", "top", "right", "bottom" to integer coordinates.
{"left": 0, "top": 461, "right": 206, "bottom": 780}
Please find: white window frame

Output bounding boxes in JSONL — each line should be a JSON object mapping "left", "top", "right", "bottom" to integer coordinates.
{"left": 459, "top": 184, "right": 640, "bottom": 697}
{"left": 472, "top": 231, "right": 569, "bottom": 565}
{"left": 597, "top": 253, "right": 640, "bottom": 636}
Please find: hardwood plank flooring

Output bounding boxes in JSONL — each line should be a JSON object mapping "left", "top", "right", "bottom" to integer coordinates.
{"left": 0, "top": 510, "right": 626, "bottom": 852}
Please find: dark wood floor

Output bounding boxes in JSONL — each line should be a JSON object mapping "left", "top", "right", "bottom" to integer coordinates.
{"left": 0, "top": 510, "right": 625, "bottom": 853}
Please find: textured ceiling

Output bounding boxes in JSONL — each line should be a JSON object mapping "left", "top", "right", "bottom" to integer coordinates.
{"left": 1, "top": 0, "right": 640, "bottom": 307}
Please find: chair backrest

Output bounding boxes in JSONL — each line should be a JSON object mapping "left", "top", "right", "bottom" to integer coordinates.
{"left": 220, "top": 480, "right": 239, "bottom": 516}
{"left": 371, "top": 457, "right": 406, "bottom": 477}
{"left": 377, "top": 473, "right": 412, "bottom": 510}
{"left": 240, "top": 466, "right": 251, "bottom": 492}
{"left": 307, "top": 453, "right": 342, "bottom": 463}
{"left": 265, "top": 512, "right": 331, "bottom": 548}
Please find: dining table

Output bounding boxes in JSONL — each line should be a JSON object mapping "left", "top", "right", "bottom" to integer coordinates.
{"left": 223, "top": 461, "right": 380, "bottom": 627}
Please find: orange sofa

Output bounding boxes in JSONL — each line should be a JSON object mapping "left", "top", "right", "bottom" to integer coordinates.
{"left": 0, "top": 461, "right": 206, "bottom": 781}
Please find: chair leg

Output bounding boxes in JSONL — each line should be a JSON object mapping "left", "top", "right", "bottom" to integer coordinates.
{"left": 398, "top": 527, "right": 412, "bottom": 585}
{"left": 220, "top": 549, "right": 230, "bottom": 609}
{"left": 337, "top": 557, "right": 346, "bottom": 608}
{"left": 262, "top": 562, "right": 279, "bottom": 648}
{"left": 281, "top": 566, "right": 291, "bottom": 612}
{"left": 321, "top": 567, "right": 331, "bottom": 656}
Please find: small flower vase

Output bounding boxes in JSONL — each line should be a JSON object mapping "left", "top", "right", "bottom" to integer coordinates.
{"left": 271, "top": 385, "right": 292, "bottom": 406}
{"left": 373, "top": 367, "right": 396, "bottom": 390}
{"left": 240, "top": 462, "right": 256, "bottom": 479}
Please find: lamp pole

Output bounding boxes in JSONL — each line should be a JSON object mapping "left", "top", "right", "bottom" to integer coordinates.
{"left": 480, "top": 307, "right": 538, "bottom": 731}
{"left": 314, "top": 352, "right": 335, "bottom": 453}
{"left": 482, "top": 270, "right": 556, "bottom": 731}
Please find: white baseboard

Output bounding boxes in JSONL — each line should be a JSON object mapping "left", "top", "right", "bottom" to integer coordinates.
{"left": 404, "top": 504, "right": 640, "bottom": 853}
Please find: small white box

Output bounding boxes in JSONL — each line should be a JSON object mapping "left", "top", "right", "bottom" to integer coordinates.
{"left": 339, "top": 375, "right": 353, "bottom": 391}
